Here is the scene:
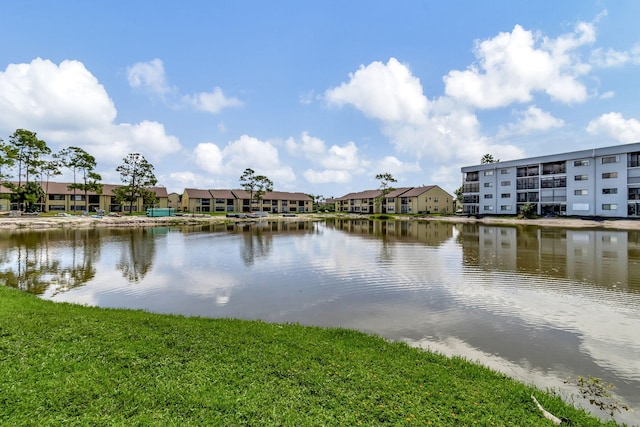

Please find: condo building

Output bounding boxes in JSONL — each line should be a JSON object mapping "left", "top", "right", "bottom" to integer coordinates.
{"left": 461, "top": 142, "right": 640, "bottom": 217}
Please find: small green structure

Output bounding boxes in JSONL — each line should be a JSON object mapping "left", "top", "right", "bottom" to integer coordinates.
{"left": 146, "top": 208, "right": 175, "bottom": 217}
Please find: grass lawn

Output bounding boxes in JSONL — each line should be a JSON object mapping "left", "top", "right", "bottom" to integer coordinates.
{"left": 0, "top": 286, "right": 614, "bottom": 426}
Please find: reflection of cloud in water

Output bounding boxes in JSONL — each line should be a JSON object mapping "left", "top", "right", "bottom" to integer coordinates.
{"left": 446, "top": 272, "right": 640, "bottom": 383}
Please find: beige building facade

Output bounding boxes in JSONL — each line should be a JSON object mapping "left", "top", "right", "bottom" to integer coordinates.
{"left": 336, "top": 185, "right": 454, "bottom": 214}
{"left": 181, "top": 189, "right": 313, "bottom": 213}
{"left": 0, "top": 182, "right": 168, "bottom": 213}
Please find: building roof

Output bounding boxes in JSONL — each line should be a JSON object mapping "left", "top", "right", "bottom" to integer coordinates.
{"left": 399, "top": 185, "right": 437, "bottom": 197}
{"left": 461, "top": 141, "right": 640, "bottom": 172}
{"left": 183, "top": 188, "right": 312, "bottom": 201}
{"left": 335, "top": 189, "right": 382, "bottom": 200}
{"left": 336, "top": 185, "right": 451, "bottom": 200}
{"left": 183, "top": 188, "right": 213, "bottom": 198}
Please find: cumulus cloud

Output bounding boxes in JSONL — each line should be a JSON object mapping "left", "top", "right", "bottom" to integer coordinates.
{"left": 376, "top": 156, "right": 421, "bottom": 175}
{"left": 443, "top": 22, "right": 593, "bottom": 108}
{"left": 192, "top": 135, "right": 296, "bottom": 186}
{"left": 127, "top": 58, "right": 242, "bottom": 114}
{"left": 325, "top": 58, "right": 429, "bottom": 125}
{"left": 0, "top": 58, "right": 182, "bottom": 168}
{"left": 127, "top": 58, "right": 173, "bottom": 97}
{"left": 183, "top": 87, "right": 243, "bottom": 114}
{"left": 303, "top": 169, "right": 352, "bottom": 184}
{"left": 498, "top": 105, "right": 564, "bottom": 137}
{"left": 0, "top": 58, "right": 116, "bottom": 132}
{"left": 586, "top": 112, "right": 640, "bottom": 143}
{"left": 285, "top": 132, "right": 372, "bottom": 185}
{"left": 324, "top": 56, "right": 528, "bottom": 189}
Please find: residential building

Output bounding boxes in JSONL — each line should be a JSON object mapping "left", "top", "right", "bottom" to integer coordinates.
{"left": 461, "top": 142, "right": 640, "bottom": 217}
{"left": 0, "top": 182, "right": 168, "bottom": 213}
{"left": 181, "top": 189, "right": 313, "bottom": 213}
{"left": 336, "top": 186, "right": 454, "bottom": 214}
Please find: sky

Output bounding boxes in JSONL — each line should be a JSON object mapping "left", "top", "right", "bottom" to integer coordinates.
{"left": 1, "top": 1, "right": 640, "bottom": 198}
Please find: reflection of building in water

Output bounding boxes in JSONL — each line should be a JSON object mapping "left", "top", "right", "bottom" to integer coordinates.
{"left": 566, "top": 230, "right": 627, "bottom": 286}
{"left": 462, "top": 224, "right": 634, "bottom": 289}
{"left": 327, "top": 219, "right": 454, "bottom": 246}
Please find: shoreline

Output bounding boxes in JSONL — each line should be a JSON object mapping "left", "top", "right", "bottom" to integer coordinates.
{"left": 2, "top": 212, "right": 640, "bottom": 231}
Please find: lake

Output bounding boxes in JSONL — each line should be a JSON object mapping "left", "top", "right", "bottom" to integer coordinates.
{"left": 1, "top": 219, "right": 639, "bottom": 425}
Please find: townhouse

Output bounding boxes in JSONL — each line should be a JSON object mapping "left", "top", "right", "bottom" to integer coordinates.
{"left": 0, "top": 182, "right": 168, "bottom": 213}
{"left": 181, "top": 189, "right": 313, "bottom": 213}
{"left": 335, "top": 185, "right": 454, "bottom": 214}
{"left": 461, "top": 142, "right": 640, "bottom": 217}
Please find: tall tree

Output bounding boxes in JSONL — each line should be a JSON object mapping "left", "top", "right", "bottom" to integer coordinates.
{"left": 4, "top": 129, "right": 51, "bottom": 211}
{"left": 481, "top": 154, "right": 499, "bottom": 164}
{"left": 39, "top": 159, "right": 62, "bottom": 211}
{"left": 0, "top": 137, "right": 17, "bottom": 204}
{"left": 374, "top": 173, "right": 397, "bottom": 215}
{"left": 59, "top": 147, "right": 103, "bottom": 212}
{"left": 239, "top": 168, "right": 273, "bottom": 212}
{"left": 114, "top": 153, "right": 157, "bottom": 214}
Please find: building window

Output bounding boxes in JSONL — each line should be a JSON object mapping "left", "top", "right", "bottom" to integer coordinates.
{"left": 484, "top": 194, "right": 493, "bottom": 199}
{"left": 574, "top": 174, "right": 588, "bottom": 181}
{"left": 602, "top": 172, "right": 618, "bottom": 179}
{"left": 602, "top": 204, "right": 618, "bottom": 210}
{"left": 484, "top": 182, "right": 493, "bottom": 187}
{"left": 434, "top": 197, "right": 438, "bottom": 202}
{"left": 601, "top": 156, "right": 619, "bottom": 164}
{"left": 501, "top": 193, "right": 510, "bottom": 198}
{"left": 574, "top": 189, "right": 588, "bottom": 195}
{"left": 501, "top": 169, "right": 509, "bottom": 174}
{"left": 484, "top": 205, "right": 494, "bottom": 211}
{"left": 484, "top": 170, "right": 494, "bottom": 176}
{"left": 500, "top": 205, "right": 511, "bottom": 211}
{"left": 501, "top": 180, "right": 510, "bottom": 186}
{"left": 602, "top": 188, "right": 617, "bottom": 194}
{"left": 574, "top": 159, "right": 589, "bottom": 167}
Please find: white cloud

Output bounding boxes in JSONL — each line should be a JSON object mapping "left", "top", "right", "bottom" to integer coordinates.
{"left": 127, "top": 58, "right": 173, "bottom": 97}
{"left": 303, "top": 169, "right": 352, "bottom": 184}
{"left": 586, "top": 113, "right": 640, "bottom": 143}
{"left": 498, "top": 105, "right": 564, "bottom": 137}
{"left": 376, "top": 156, "right": 421, "bottom": 175}
{"left": 285, "top": 132, "right": 326, "bottom": 158}
{"left": 183, "top": 87, "right": 243, "bottom": 114}
{"left": 325, "top": 57, "right": 429, "bottom": 125}
{"left": 324, "top": 57, "right": 527, "bottom": 192}
{"left": 127, "top": 58, "right": 242, "bottom": 115}
{"left": 444, "top": 22, "right": 593, "bottom": 108}
{"left": 191, "top": 135, "right": 296, "bottom": 187}
{"left": 0, "top": 58, "right": 182, "bottom": 169}
{"left": 193, "top": 142, "right": 224, "bottom": 174}
{"left": 286, "top": 132, "right": 372, "bottom": 185}
{"left": 0, "top": 58, "right": 116, "bottom": 132}
{"left": 599, "top": 90, "right": 615, "bottom": 99}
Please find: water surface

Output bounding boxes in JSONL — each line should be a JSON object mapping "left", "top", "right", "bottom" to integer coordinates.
{"left": 1, "top": 219, "right": 639, "bottom": 425}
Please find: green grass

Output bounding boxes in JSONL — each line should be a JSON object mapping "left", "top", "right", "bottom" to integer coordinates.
{"left": 0, "top": 286, "right": 614, "bottom": 426}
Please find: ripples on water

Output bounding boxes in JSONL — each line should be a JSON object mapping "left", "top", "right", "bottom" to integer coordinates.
{"left": 1, "top": 220, "right": 639, "bottom": 424}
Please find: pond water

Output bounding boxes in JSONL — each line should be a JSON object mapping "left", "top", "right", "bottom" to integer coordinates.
{"left": 1, "top": 219, "right": 639, "bottom": 425}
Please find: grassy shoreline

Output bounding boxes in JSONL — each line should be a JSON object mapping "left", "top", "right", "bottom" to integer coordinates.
{"left": 0, "top": 286, "right": 613, "bottom": 426}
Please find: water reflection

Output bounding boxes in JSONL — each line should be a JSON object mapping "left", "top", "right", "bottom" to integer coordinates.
{"left": 116, "top": 229, "right": 157, "bottom": 283}
{"left": 457, "top": 223, "right": 640, "bottom": 292}
{"left": 0, "top": 228, "right": 101, "bottom": 295}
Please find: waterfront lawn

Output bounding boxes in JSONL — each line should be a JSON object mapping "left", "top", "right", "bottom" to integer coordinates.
{"left": 0, "top": 286, "right": 613, "bottom": 426}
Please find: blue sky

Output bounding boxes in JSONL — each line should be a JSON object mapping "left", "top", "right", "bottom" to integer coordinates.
{"left": 1, "top": 1, "right": 639, "bottom": 198}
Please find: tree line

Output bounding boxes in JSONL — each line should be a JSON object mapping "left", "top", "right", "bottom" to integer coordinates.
{"left": 0, "top": 129, "right": 157, "bottom": 213}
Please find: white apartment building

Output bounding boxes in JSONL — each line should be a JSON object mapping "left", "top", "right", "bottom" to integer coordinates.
{"left": 461, "top": 142, "right": 640, "bottom": 217}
